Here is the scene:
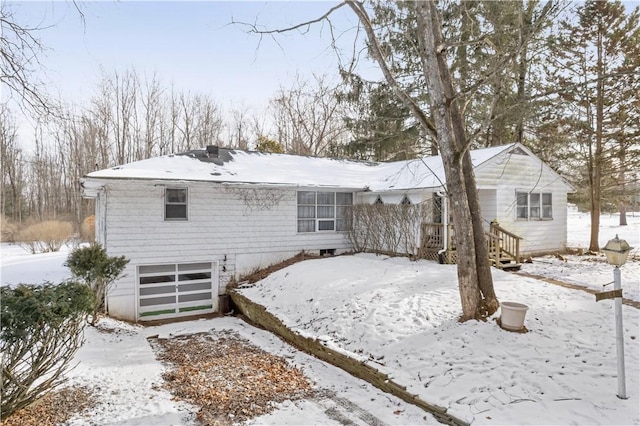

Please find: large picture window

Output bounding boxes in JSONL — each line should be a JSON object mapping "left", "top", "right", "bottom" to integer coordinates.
{"left": 516, "top": 191, "right": 552, "bottom": 220}
{"left": 165, "top": 188, "right": 188, "bottom": 220}
{"left": 297, "top": 191, "right": 352, "bottom": 232}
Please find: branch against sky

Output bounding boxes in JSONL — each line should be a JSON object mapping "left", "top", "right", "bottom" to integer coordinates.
{"left": 0, "top": 3, "right": 57, "bottom": 116}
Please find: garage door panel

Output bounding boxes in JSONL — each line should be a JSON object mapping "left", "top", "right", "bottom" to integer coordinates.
{"left": 137, "top": 262, "right": 217, "bottom": 320}
{"left": 140, "top": 285, "right": 177, "bottom": 296}
{"left": 178, "top": 282, "right": 211, "bottom": 292}
{"left": 140, "top": 295, "right": 177, "bottom": 307}
{"left": 179, "top": 272, "right": 211, "bottom": 281}
{"left": 178, "top": 292, "right": 212, "bottom": 303}
{"left": 178, "top": 262, "right": 211, "bottom": 271}
{"left": 139, "top": 264, "right": 175, "bottom": 274}
{"left": 140, "top": 275, "right": 175, "bottom": 284}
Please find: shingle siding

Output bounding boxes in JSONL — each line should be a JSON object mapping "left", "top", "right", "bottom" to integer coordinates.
{"left": 102, "top": 180, "right": 351, "bottom": 320}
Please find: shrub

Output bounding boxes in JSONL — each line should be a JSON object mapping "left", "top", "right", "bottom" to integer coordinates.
{"left": 1, "top": 282, "right": 94, "bottom": 420}
{"left": 66, "top": 243, "right": 129, "bottom": 323}
{"left": 348, "top": 203, "right": 428, "bottom": 258}
{"left": 16, "top": 220, "right": 74, "bottom": 253}
{"left": 0, "top": 215, "right": 18, "bottom": 242}
{"left": 80, "top": 215, "right": 95, "bottom": 242}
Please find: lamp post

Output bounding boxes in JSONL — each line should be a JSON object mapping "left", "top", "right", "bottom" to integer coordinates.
{"left": 601, "top": 234, "right": 633, "bottom": 400}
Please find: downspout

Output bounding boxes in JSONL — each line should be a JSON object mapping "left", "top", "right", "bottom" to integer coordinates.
{"left": 437, "top": 190, "right": 448, "bottom": 258}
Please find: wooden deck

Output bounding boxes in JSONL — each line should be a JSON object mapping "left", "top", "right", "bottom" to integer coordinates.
{"left": 420, "top": 222, "right": 522, "bottom": 270}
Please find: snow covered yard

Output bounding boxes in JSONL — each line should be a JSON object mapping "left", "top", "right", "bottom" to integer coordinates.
{"left": 1, "top": 207, "right": 639, "bottom": 425}
{"left": 238, "top": 253, "right": 640, "bottom": 425}
{"left": 235, "top": 207, "right": 640, "bottom": 424}
{"left": 521, "top": 208, "right": 640, "bottom": 301}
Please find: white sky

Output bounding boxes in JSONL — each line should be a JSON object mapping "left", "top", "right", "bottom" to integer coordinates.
{"left": 4, "top": 1, "right": 637, "bottom": 151}
{"left": 4, "top": 1, "right": 371, "bottom": 148}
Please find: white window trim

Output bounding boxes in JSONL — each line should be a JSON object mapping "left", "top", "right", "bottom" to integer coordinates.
{"left": 297, "top": 191, "right": 352, "bottom": 233}
{"left": 165, "top": 187, "right": 188, "bottom": 221}
{"left": 516, "top": 191, "right": 553, "bottom": 221}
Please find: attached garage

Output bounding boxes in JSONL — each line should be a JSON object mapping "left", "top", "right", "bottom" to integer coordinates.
{"left": 137, "top": 262, "right": 218, "bottom": 321}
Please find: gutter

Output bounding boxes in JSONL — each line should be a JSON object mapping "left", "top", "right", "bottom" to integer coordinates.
{"left": 437, "top": 190, "right": 448, "bottom": 257}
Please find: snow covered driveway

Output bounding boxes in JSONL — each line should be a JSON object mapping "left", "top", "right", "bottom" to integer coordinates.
{"left": 65, "top": 317, "right": 435, "bottom": 426}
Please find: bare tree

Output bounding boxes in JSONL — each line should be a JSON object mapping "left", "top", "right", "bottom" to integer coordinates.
{"left": 0, "top": 3, "right": 54, "bottom": 115}
{"left": 269, "top": 74, "right": 348, "bottom": 157}
{"left": 241, "top": 2, "right": 502, "bottom": 319}
{"left": 0, "top": 106, "right": 27, "bottom": 223}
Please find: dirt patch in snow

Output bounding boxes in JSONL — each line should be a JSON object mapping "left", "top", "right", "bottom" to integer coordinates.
{"left": 150, "top": 331, "right": 313, "bottom": 426}
{"left": 0, "top": 385, "right": 96, "bottom": 426}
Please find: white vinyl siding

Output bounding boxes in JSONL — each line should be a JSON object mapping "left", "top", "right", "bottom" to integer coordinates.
{"left": 474, "top": 147, "right": 570, "bottom": 255}
{"left": 99, "top": 182, "right": 352, "bottom": 320}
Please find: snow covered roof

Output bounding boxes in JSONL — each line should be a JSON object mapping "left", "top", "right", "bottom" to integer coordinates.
{"left": 84, "top": 144, "right": 516, "bottom": 192}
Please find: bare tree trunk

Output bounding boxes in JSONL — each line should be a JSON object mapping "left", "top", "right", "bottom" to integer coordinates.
{"left": 589, "top": 25, "right": 604, "bottom": 252}
{"left": 415, "top": 1, "right": 489, "bottom": 319}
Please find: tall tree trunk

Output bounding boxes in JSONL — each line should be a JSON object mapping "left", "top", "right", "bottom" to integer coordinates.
{"left": 417, "top": 1, "right": 492, "bottom": 320}
{"left": 589, "top": 21, "right": 604, "bottom": 252}
{"left": 515, "top": 0, "right": 529, "bottom": 145}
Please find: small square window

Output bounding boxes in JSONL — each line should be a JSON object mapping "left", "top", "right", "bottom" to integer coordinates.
{"left": 165, "top": 188, "right": 187, "bottom": 220}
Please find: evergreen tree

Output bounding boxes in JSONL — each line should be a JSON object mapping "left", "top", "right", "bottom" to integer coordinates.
{"left": 546, "top": 0, "right": 640, "bottom": 250}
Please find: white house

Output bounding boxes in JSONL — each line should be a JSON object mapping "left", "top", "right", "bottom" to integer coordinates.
{"left": 81, "top": 143, "right": 573, "bottom": 322}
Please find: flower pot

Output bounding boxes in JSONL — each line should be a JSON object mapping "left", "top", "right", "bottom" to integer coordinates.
{"left": 500, "top": 302, "right": 529, "bottom": 331}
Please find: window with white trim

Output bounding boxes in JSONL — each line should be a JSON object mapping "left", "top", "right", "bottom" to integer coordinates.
{"left": 165, "top": 188, "right": 188, "bottom": 220}
{"left": 297, "top": 191, "right": 352, "bottom": 232}
{"left": 516, "top": 191, "right": 552, "bottom": 220}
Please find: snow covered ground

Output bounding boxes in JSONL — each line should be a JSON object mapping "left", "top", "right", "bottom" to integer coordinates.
{"left": 521, "top": 207, "right": 640, "bottom": 302}
{"left": 0, "top": 206, "right": 638, "bottom": 425}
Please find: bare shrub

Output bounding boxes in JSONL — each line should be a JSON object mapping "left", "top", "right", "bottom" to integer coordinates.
{"left": 0, "top": 215, "right": 18, "bottom": 242}
{"left": 348, "top": 204, "right": 428, "bottom": 258}
{"left": 80, "top": 215, "right": 95, "bottom": 242}
{"left": 16, "top": 220, "right": 74, "bottom": 253}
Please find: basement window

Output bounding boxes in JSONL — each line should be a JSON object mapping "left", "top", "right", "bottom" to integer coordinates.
{"left": 165, "top": 188, "right": 188, "bottom": 220}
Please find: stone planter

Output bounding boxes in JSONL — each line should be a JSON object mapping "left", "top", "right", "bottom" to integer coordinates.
{"left": 500, "top": 302, "right": 529, "bottom": 331}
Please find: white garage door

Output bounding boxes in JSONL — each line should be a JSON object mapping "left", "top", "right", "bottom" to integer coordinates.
{"left": 137, "top": 262, "right": 217, "bottom": 320}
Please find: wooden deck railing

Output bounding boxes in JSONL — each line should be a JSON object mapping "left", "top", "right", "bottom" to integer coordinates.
{"left": 489, "top": 221, "right": 522, "bottom": 263}
{"left": 421, "top": 223, "right": 454, "bottom": 249}
{"left": 421, "top": 221, "right": 521, "bottom": 268}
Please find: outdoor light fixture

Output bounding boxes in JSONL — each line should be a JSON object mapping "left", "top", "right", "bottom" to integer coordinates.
{"left": 602, "top": 234, "right": 632, "bottom": 267}
{"left": 600, "top": 234, "right": 633, "bottom": 400}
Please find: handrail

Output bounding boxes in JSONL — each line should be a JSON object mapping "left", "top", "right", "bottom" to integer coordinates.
{"left": 422, "top": 222, "right": 522, "bottom": 266}
{"left": 489, "top": 222, "right": 521, "bottom": 263}
{"left": 490, "top": 222, "right": 523, "bottom": 241}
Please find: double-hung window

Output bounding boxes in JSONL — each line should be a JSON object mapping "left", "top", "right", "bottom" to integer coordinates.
{"left": 516, "top": 191, "right": 552, "bottom": 220}
{"left": 165, "top": 188, "right": 188, "bottom": 220}
{"left": 297, "top": 191, "right": 352, "bottom": 232}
